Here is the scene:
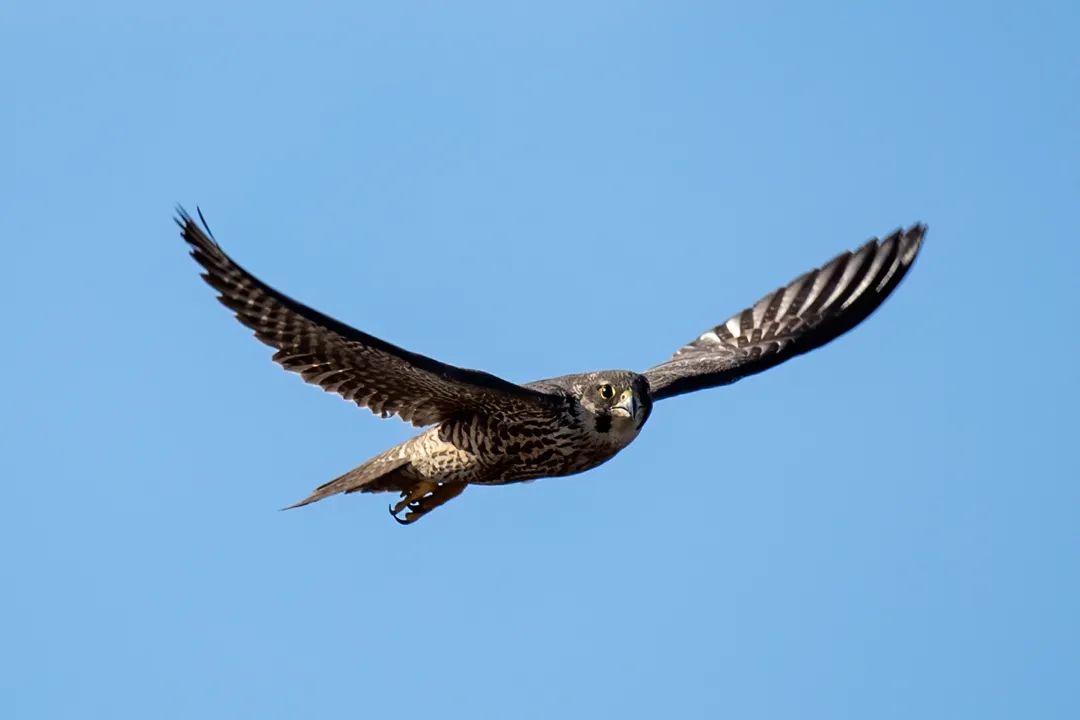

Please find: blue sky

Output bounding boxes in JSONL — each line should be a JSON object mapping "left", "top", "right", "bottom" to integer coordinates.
{"left": 7, "top": 2, "right": 1079, "bottom": 718}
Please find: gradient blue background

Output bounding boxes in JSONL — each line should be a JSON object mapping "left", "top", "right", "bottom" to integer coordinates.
{"left": 7, "top": 2, "right": 1079, "bottom": 718}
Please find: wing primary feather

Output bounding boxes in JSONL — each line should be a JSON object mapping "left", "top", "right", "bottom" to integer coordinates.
{"left": 176, "top": 206, "right": 558, "bottom": 426}
{"left": 644, "top": 224, "right": 926, "bottom": 400}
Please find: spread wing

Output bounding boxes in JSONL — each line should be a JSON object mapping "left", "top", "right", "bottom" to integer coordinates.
{"left": 645, "top": 224, "right": 925, "bottom": 401}
{"left": 177, "top": 207, "right": 558, "bottom": 426}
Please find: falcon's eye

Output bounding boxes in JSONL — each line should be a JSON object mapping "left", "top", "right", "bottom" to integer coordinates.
{"left": 599, "top": 383, "right": 615, "bottom": 399}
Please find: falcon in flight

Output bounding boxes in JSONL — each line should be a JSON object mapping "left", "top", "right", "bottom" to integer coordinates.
{"left": 179, "top": 209, "right": 925, "bottom": 524}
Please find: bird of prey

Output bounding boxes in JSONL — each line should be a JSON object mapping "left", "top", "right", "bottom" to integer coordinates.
{"left": 178, "top": 208, "right": 925, "bottom": 524}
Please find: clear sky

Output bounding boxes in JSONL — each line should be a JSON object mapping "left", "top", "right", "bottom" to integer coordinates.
{"left": 7, "top": 2, "right": 1079, "bottom": 718}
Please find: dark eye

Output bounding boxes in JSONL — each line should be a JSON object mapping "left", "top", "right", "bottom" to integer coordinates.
{"left": 599, "top": 383, "right": 615, "bottom": 399}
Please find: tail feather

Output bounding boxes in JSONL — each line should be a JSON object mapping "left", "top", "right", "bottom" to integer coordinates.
{"left": 284, "top": 450, "right": 412, "bottom": 510}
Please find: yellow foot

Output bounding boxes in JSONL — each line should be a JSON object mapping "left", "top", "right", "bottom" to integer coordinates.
{"left": 388, "top": 481, "right": 467, "bottom": 525}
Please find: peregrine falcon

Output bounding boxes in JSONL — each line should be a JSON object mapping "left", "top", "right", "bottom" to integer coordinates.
{"left": 178, "top": 208, "right": 925, "bottom": 524}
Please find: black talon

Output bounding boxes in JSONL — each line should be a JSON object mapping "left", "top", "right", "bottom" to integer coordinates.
{"left": 388, "top": 504, "right": 410, "bottom": 525}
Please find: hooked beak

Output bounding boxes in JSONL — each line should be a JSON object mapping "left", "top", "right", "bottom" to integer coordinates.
{"left": 612, "top": 389, "right": 640, "bottom": 420}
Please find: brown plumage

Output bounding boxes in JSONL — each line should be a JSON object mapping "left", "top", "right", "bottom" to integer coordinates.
{"left": 178, "top": 208, "right": 925, "bottom": 524}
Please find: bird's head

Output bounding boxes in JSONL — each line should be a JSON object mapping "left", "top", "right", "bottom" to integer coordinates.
{"left": 575, "top": 370, "right": 653, "bottom": 440}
